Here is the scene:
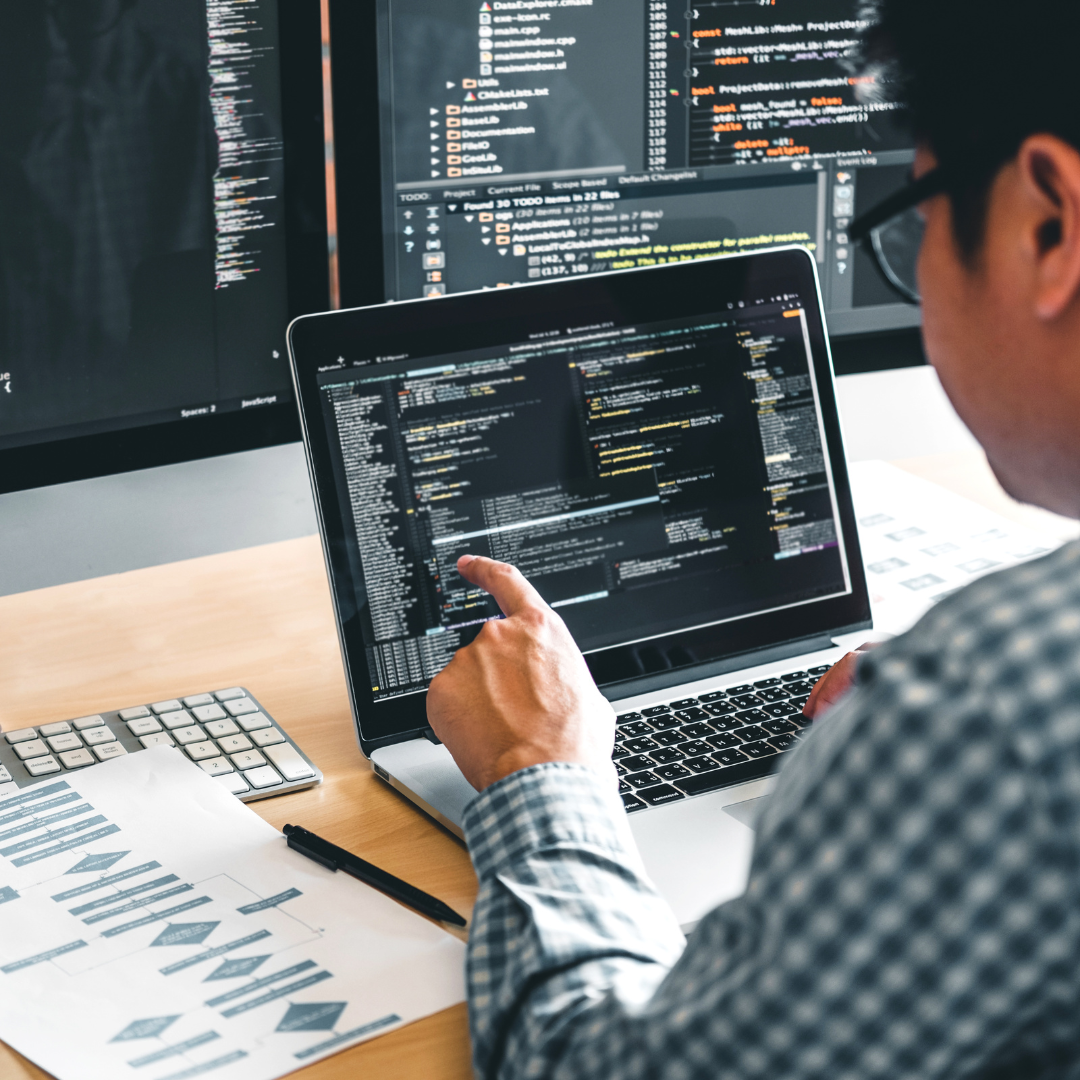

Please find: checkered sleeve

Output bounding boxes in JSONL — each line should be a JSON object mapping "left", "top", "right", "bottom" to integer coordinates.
{"left": 463, "top": 543, "right": 1080, "bottom": 1080}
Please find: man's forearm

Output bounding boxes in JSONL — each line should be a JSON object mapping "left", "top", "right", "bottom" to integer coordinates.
{"left": 464, "top": 763, "right": 685, "bottom": 1080}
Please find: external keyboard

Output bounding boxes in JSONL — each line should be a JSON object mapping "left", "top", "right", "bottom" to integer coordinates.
{"left": 615, "top": 665, "right": 831, "bottom": 812}
{"left": 0, "top": 688, "right": 322, "bottom": 803}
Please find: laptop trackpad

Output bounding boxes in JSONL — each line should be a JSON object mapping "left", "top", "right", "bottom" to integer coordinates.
{"left": 722, "top": 795, "right": 770, "bottom": 830}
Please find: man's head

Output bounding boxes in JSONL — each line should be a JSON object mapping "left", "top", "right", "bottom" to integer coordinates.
{"left": 863, "top": 1, "right": 1080, "bottom": 518}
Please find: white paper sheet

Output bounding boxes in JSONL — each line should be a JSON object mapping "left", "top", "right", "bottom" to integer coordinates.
{"left": 0, "top": 748, "right": 465, "bottom": 1080}
{"left": 850, "top": 460, "right": 1068, "bottom": 636}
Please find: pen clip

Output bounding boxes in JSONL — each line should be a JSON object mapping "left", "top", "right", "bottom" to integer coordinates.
{"left": 283, "top": 824, "right": 340, "bottom": 873}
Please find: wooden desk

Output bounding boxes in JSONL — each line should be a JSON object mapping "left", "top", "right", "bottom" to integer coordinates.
{"left": 0, "top": 449, "right": 1073, "bottom": 1080}
{"left": 0, "top": 537, "right": 476, "bottom": 1080}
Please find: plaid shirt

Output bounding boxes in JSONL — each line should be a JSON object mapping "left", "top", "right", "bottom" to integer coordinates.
{"left": 462, "top": 541, "right": 1080, "bottom": 1079}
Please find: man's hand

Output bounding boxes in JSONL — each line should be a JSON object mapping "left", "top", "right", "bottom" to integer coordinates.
{"left": 426, "top": 555, "right": 617, "bottom": 792}
{"left": 803, "top": 642, "right": 879, "bottom": 719}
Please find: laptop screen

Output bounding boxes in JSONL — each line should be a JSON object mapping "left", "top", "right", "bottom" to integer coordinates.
{"left": 310, "top": 276, "right": 854, "bottom": 706}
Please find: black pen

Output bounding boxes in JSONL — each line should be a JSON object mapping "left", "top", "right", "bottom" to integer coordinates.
{"left": 282, "top": 823, "right": 467, "bottom": 927}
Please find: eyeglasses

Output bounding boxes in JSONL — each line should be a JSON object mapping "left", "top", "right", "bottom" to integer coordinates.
{"left": 849, "top": 167, "right": 948, "bottom": 306}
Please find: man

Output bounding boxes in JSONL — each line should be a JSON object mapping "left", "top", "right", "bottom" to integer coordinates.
{"left": 427, "top": 1, "right": 1080, "bottom": 1075}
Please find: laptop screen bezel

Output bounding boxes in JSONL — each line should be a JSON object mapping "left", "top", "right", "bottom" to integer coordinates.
{"left": 289, "top": 248, "right": 871, "bottom": 755}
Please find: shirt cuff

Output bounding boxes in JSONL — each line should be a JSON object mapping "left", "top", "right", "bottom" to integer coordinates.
{"left": 463, "top": 762, "right": 641, "bottom": 883}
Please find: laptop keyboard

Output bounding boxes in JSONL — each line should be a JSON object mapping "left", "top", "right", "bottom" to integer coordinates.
{"left": 615, "top": 665, "right": 831, "bottom": 812}
{"left": 0, "top": 688, "right": 322, "bottom": 804}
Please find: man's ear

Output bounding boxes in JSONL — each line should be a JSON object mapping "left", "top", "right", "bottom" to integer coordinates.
{"left": 1016, "top": 135, "right": 1080, "bottom": 321}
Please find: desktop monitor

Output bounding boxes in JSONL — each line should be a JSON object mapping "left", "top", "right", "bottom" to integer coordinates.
{"left": 329, "top": 0, "right": 923, "bottom": 372}
{"left": 0, "top": 0, "right": 329, "bottom": 493}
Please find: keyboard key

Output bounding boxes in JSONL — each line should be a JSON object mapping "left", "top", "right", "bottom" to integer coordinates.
{"left": 72, "top": 715, "right": 105, "bottom": 731}
{"left": 161, "top": 710, "right": 196, "bottom": 730}
{"left": 641, "top": 705, "right": 671, "bottom": 717}
{"left": 789, "top": 695, "right": 811, "bottom": 711}
{"left": 230, "top": 750, "right": 267, "bottom": 770}
{"left": 622, "top": 737, "right": 656, "bottom": 755}
{"left": 726, "top": 684, "right": 753, "bottom": 695}
{"left": 762, "top": 718, "right": 798, "bottom": 736}
{"left": 647, "top": 714, "right": 682, "bottom": 731}
{"left": 708, "top": 716, "right": 745, "bottom": 734}
{"left": 25, "top": 756, "right": 61, "bottom": 777}
{"left": 780, "top": 670, "right": 808, "bottom": 682}
{"left": 731, "top": 694, "right": 761, "bottom": 709}
{"left": 680, "top": 740, "right": 712, "bottom": 757}
{"left": 740, "top": 740, "right": 777, "bottom": 759}
{"left": 712, "top": 749, "right": 749, "bottom": 767}
{"left": 706, "top": 732, "right": 742, "bottom": 751}
{"left": 614, "top": 761, "right": 628, "bottom": 776}
{"left": 621, "top": 792, "right": 646, "bottom": 812}
{"left": 204, "top": 719, "right": 240, "bottom": 739}
{"left": 263, "top": 743, "right": 317, "bottom": 781}
{"left": 151, "top": 700, "right": 183, "bottom": 714}
{"left": 5, "top": 728, "right": 38, "bottom": 744}
{"left": 697, "top": 691, "right": 727, "bottom": 703}
{"left": 217, "top": 734, "right": 253, "bottom": 754}
{"left": 224, "top": 698, "right": 259, "bottom": 717}
{"left": 680, "top": 722, "right": 715, "bottom": 740}
{"left": 653, "top": 763, "right": 690, "bottom": 782}
{"left": 59, "top": 748, "right": 95, "bottom": 769}
{"left": 648, "top": 746, "right": 685, "bottom": 765}
{"left": 191, "top": 704, "right": 226, "bottom": 723}
{"left": 39, "top": 721, "right": 72, "bottom": 737}
{"left": 236, "top": 711, "right": 272, "bottom": 733}
{"left": 46, "top": 733, "right": 83, "bottom": 753}
{"left": 734, "top": 725, "right": 769, "bottom": 743}
{"left": 791, "top": 712, "right": 813, "bottom": 729}
{"left": 127, "top": 717, "right": 162, "bottom": 737}
{"left": 216, "top": 772, "right": 251, "bottom": 795}
{"left": 214, "top": 687, "right": 246, "bottom": 701}
{"left": 674, "top": 707, "right": 709, "bottom": 722}
{"left": 753, "top": 678, "right": 780, "bottom": 689}
{"left": 616, "top": 712, "right": 643, "bottom": 725}
{"left": 185, "top": 741, "right": 221, "bottom": 762}
{"left": 0, "top": 766, "right": 10, "bottom": 784}
{"left": 682, "top": 755, "right": 721, "bottom": 774}
{"left": 636, "top": 784, "right": 685, "bottom": 807}
{"left": 668, "top": 698, "right": 699, "bottom": 710}
{"left": 612, "top": 745, "right": 631, "bottom": 760}
{"left": 652, "top": 730, "right": 687, "bottom": 747}
{"left": 139, "top": 732, "right": 175, "bottom": 749}
{"left": 0, "top": 782, "right": 16, "bottom": 799}
{"left": 784, "top": 681, "right": 814, "bottom": 696}
{"left": 619, "top": 721, "right": 654, "bottom": 738}
{"left": 119, "top": 707, "right": 150, "bottom": 721}
{"left": 183, "top": 693, "right": 215, "bottom": 708}
{"left": 807, "top": 664, "right": 832, "bottom": 676}
{"left": 626, "top": 769, "right": 662, "bottom": 789}
{"left": 243, "top": 765, "right": 283, "bottom": 789}
{"left": 618, "top": 778, "right": 631, "bottom": 794}
{"left": 763, "top": 702, "right": 799, "bottom": 718}
{"left": 94, "top": 743, "right": 128, "bottom": 762}
{"left": 702, "top": 701, "right": 737, "bottom": 717}
{"left": 736, "top": 708, "right": 769, "bottom": 725}
{"left": 620, "top": 755, "right": 652, "bottom": 773}
{"left": 768, "top": 733, "right": 799, "bottom": 752}
{"left": 14, "top": 739, "right": 49, "bottom": 760}
{"left": 199, "top": 757, "right": 234, "bottom": 776}
{"left": 173, "top": 725, "right": 207, "bottom": 746}
{"left": 756, "top": 689, "right": 790, "bottom": 704}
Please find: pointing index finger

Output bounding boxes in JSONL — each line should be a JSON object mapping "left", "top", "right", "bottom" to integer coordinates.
{"left": 457, "top": 555, "right": 547, "bottom": 618}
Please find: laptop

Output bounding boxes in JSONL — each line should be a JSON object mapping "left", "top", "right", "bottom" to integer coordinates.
{"left": 288, "top": 247, "right": 871, "bottom": 928}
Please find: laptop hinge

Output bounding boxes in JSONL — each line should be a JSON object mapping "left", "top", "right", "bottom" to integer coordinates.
{"left": 422, "top": 727, "right": 442, "bottom": 745}
{"left": 598, "top": 632, "right": 837, "bottom": 704}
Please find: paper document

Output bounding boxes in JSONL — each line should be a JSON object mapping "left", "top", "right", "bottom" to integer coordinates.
{"left": 0, "top": 748, "right": 465, "bottom": 1080}
{"left": 850, "top": 460, "right": 1068, "bottom": 635}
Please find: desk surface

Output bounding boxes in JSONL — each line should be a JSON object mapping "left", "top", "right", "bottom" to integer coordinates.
{"left": 0, "top": 449, "right": 1073, "bottom": 1080}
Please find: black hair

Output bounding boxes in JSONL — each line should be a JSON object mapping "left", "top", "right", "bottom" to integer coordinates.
{"left": 860, "top": 0, "right": 1080, "bottom": 255}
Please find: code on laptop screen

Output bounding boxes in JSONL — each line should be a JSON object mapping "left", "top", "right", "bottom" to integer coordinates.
{"left": 316, "top": 296, "right": 852, "bottom": 702}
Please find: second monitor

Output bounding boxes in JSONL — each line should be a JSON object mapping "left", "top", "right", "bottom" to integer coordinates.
{"left": 330, "top": 0, "right": 919, "bottom": 341}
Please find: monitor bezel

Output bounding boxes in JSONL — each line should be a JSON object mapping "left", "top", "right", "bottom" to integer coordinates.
{"left": 288, "top": 247, "right": 872, "bottom": 757}
{"left": 0, "top": 0, "right": 329, "bottom": 496}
